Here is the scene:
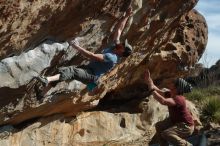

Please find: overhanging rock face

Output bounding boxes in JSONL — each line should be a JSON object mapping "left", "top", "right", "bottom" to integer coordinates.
{"left": 0, "top": 0, "right": 207, "bottom": 145}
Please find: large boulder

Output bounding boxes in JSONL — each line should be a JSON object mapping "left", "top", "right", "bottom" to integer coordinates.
{"left": 0, "top": 0, "right": 208, "bottom": 145}
{"left": 0, "top": 98, "right": 200, "bottom": 146}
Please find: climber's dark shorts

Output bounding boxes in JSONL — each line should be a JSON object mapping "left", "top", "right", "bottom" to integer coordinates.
{"left": 58, "top": 66, "right": 98, "bottom": 84}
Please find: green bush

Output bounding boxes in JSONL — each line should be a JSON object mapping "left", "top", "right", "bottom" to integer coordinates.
{"left": 185, "top": 85, "right": 220, "bottom": 102}
{"left": 185, "top": 85, "right": 220, "bottom": 124}
{"left": 185, "top": 89, "right": 206, "bottom": 102}
{"left": 201, "top": 96, "right": 220, "bottom": 123}
{"left": 206, "top": 86, "right": 220, "bottom": 95}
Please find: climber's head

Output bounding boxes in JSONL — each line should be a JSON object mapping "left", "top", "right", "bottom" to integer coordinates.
{"left": 114, "top": 39, "right": 132, "bottom": 57}
{"left": 167, "top": 78, "right": 192, "bottom": 96}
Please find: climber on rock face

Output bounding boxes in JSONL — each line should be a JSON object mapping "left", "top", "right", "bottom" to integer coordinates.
{"left": 36, "top": 8, "right": 133, "bottom": 91}
{"left": 145, "top": 70, "right": 194, "bottom": 146}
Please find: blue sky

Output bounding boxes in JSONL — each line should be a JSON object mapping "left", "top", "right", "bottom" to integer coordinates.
{"left": 195, "top": 0, "right": 220, "bottom": 67}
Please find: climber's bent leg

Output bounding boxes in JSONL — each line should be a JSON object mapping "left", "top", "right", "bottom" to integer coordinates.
{"left": 155, "top": 118, "right": 173, "bottom": 146}
{"left": 161, "top": 122, "right": 194, "bottom": 146}
{"left": 58, "top": 66, "right": 98, "bottom": 84}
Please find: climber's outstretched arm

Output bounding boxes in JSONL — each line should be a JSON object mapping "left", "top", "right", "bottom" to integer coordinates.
{"left": 144, "top": 70, "right": 167, "bottom": 95}
{"left": 71, "top": 42, "right": 104, "bottom": 62}
{"left": 145, "top": 69, "right": 176, "bottom": 106}
{"left": 112, "top": 7, "right": 133, "bottom": 44}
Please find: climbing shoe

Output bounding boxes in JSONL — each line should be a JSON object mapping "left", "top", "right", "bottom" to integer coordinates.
{"left": 36, "top": 76, "right": 48, "bottom": 87}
